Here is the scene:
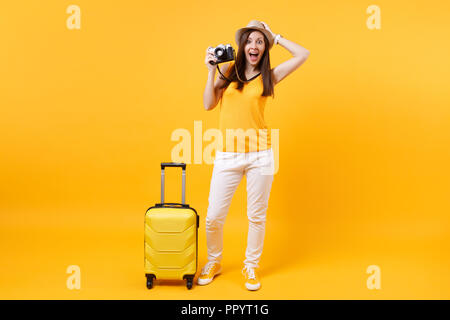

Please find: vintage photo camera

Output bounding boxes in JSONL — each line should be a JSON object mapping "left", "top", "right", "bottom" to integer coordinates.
{"left": 209, "top": 44, "right": 235, "bottom": 65}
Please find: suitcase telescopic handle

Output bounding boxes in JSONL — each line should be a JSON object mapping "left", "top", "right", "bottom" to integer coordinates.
{"left": 160, "top": 162, "right": 186, "bottom": 204}
{"left": 161, "top": 162, "right": 186, "bottom": 170}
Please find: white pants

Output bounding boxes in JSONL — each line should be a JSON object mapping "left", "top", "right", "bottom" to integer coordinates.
{"left": 205, "top": 148, "right": 275, "bottom": 269}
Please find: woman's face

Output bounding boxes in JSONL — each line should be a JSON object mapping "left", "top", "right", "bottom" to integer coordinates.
{"left": 244, "top": 30, "right": 266, "bottom": 68}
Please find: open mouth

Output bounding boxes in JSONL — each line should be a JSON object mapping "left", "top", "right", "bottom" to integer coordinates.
{"left": 249, "top": 52, "right": 259, "bottom": 61}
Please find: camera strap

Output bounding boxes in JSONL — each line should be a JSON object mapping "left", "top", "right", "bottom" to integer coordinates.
{"left": 216, "top": 51, "right": 261, "bottom": 83}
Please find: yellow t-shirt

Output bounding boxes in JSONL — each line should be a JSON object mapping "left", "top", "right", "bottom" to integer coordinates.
{"left": 218, "top": 62, "right": 271, "bottom": 153}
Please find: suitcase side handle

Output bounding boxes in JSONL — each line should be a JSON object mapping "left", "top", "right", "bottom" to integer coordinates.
{"left": 160, "top": 162, "right": 186, "bottom": 204}
{"left": 154, "top": 203, "right": 190, "bottom": 208}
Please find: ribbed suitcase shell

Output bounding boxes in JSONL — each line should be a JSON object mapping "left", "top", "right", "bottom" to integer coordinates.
{"left": 144, "top": 204, "right": 198, "bottom": 280}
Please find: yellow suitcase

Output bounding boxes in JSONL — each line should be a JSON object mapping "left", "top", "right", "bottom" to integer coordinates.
{"left": 144, "top": 162, "right": 199, "bottom": 289}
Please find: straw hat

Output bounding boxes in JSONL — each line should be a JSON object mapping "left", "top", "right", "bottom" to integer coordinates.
{"left": 235, "top": 20, "right": 275, "bottom": 50}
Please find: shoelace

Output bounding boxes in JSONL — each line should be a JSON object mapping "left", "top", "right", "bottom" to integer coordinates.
{"left": 201, "top": 262, "right": 216, "bottom": 275}
{"left": 242, "top": 266, "right": 256, "bottom": 280}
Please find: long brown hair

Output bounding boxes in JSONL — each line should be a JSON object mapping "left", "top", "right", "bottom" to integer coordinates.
{"left": 218, "top": 29, "right": 275, "bottom": 102}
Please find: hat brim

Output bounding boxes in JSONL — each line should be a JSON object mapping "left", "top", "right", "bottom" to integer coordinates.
{"left": 235, "top": 27, "right": 274, "bottom": 50}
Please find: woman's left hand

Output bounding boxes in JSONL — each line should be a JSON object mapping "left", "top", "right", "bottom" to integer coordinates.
{"left": 260, "top": 21, "right": 276, "bottom": 39}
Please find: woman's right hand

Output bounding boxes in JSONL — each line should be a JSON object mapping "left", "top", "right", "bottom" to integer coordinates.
{"left": 205, "top": 47, "right": 217, "bottom": 72}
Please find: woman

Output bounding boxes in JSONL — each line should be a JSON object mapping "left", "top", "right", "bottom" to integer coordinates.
{"left": 199, "top": 20, "right": 310, "bottom": 291}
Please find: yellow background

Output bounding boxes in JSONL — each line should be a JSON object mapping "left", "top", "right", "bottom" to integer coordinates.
{"left": 1, "top": 0, "right": 449, "bottom": 299}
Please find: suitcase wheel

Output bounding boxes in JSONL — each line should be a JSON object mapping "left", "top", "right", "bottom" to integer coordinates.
{"left": 146, "top": 274, "right": 155, "bottom": 289}
{"left": 185, "top": 276, "right": 194, "bottom": 290}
